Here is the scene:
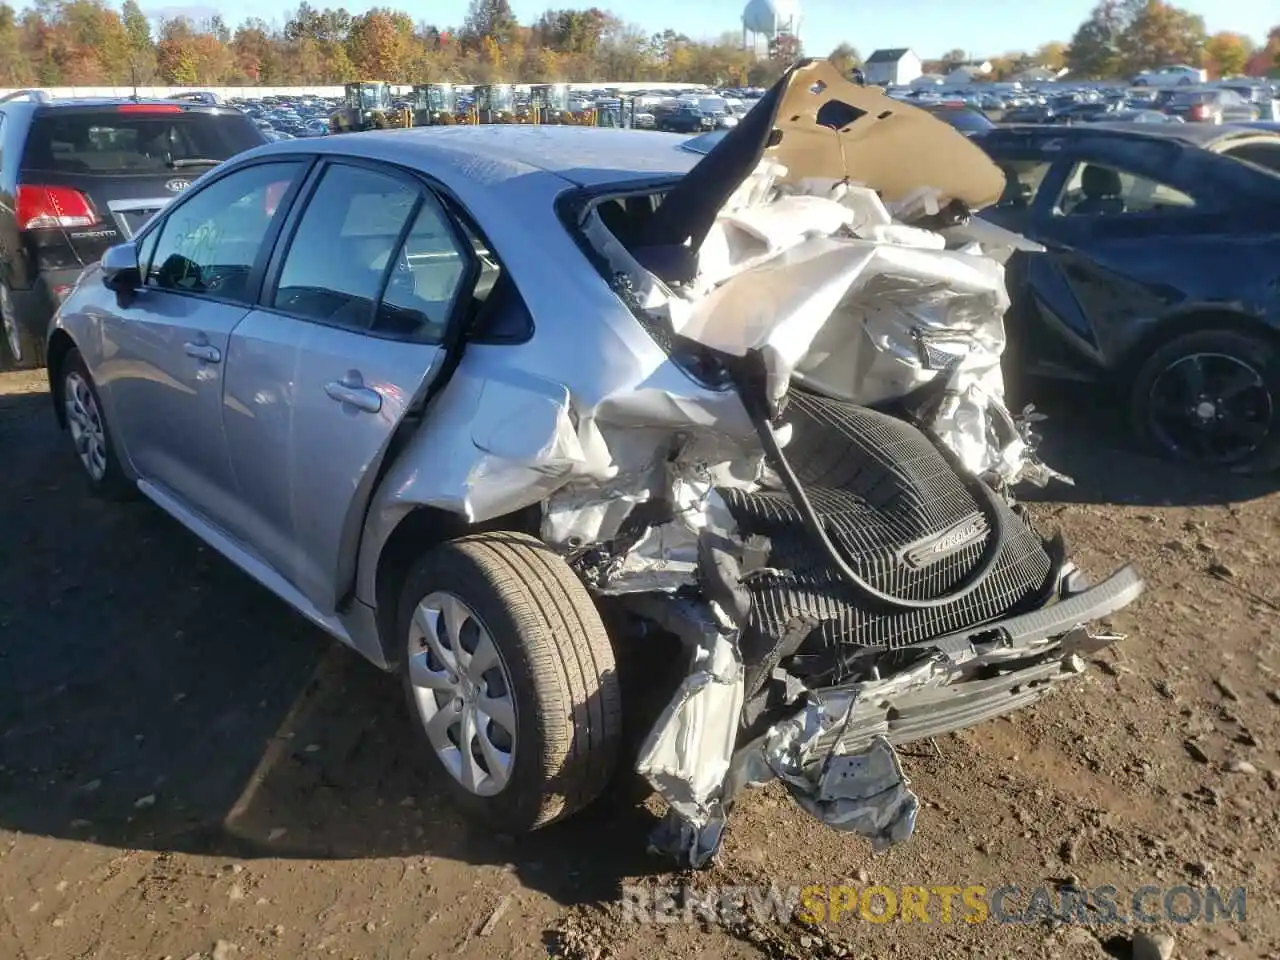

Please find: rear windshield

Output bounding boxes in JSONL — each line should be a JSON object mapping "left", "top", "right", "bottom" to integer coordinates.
{"left": 1169, "top": 91, "right": 1212, "bottom": 106}
{"left": 21, "top": 109, "right": 263, "bottom": 175}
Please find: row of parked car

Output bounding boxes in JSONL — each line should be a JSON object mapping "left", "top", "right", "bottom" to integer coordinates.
{"left": 4, "top": 76, "right": 1280, "bottom": 473}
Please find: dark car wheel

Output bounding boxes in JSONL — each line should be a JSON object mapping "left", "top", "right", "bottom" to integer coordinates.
{"left": 1130, "top": 329, "right": 1280, "bottom": 473}
{"left": 61, "top": 348, "right": 135, "bottom": 498}
{"left": 398, "top": 531, "right": 622, "bottom": 832}
{"left": 1, "top": 281, "right": 45, "bottom": 371}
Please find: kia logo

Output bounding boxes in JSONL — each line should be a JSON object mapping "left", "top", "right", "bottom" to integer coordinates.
{"left": 164, "top": 178, "right": 191, "bottom": 193}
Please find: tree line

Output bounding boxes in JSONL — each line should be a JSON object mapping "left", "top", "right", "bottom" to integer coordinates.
{"left": 0, "top": 0, "right": 1275, "bottom": 90}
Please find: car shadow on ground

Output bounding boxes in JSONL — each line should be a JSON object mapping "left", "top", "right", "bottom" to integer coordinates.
{"left": 1014, "top": 381, "right": 1280, "bottom": 507}
{"left": 0, "top": 384, "right": 666, "bottom": 910}
{"left": 1, "top": 374, "right": 1276, "bottom": 912}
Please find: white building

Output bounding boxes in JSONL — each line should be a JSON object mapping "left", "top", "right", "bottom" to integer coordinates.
{"left": 863, "top": 48, "right": 922, "bottom": 86}
{"left": 944, "top": 61, "right": 993, "bottom": 84}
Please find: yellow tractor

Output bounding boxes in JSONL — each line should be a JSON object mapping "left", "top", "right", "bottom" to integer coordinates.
{"left": 409, "top": 83, "right": 457, "bottom": 126}
{"left": 468, "top": 84, "right": 516, "bottom": 124}
{"left": 329, "top": 81, "right": 405, "bottom": 134}
{"left": 525, "top": 83, "right": 570, "bottom": 124}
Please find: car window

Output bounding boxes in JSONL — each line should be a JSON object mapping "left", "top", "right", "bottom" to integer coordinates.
{"left": 1221, "top": 141, "right": 1280, "bottom": 174}
{"left": 272, "top": 163, "right": 418, "bottom": 330}
{"left": 146, "top": 161, "right": 302, "bottom": 304}
{"left": 1053, "top": 162, "right": 1196, "bottom": 217}
{"left": 374, "top": 193, "right": 471, "bottom": 341}
{"left": 994, "top": 159, "right": 1054, "bottom": 208}
{"left": 21, "top": 109, "right": 264, "bottom": 176}
{"left": 927, "top": 107, "right": 995, "bottom": 133}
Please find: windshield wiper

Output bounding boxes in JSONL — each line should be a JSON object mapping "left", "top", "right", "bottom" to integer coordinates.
{"left": 167, "top": 158, "right": 222, "bottom": 169}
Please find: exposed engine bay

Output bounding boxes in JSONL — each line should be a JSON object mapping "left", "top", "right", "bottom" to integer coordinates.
{"left": 527, "top": 62, "right": 1144, "bottom": 866}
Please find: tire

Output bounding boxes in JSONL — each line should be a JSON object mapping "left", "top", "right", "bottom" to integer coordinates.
{"left": 0, "top": 280, "right": 45, "bottom": 371}
{"left": 398, "top": 531, "right": 622, "bottom": 831}
{"left": 1129, "top": 328, "right": 1280, "bottom": 474}
{"left": 60, "top": 348, "right": 135, "bottom": 498}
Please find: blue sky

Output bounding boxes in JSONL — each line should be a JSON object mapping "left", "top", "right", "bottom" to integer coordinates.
{"left": 35, "top": 0, "right": 1280, "bottom": 57}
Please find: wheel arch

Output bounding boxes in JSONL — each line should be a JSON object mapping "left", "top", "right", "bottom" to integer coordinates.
{"left": 45, "top": 328, "right": 78, "bottom": 427}
{"left": 1119, "top": 306, "right": 1280, "bottom": 382}
{"left": 372, "top": 503, "right": 542, "bottom": 669}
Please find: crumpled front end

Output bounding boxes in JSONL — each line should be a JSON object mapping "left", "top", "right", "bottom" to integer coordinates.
{"left": 469, "top": 60, "right": 1142, "bottom": 866}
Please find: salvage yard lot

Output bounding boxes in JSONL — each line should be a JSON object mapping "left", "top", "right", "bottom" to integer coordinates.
{"left": 1, "top": 367, "right": 1278, "bottom": 960}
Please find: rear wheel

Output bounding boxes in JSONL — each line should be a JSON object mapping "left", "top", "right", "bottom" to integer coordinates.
{"left": 0, "top": 281, "right": 45, "bottom": 371}
{"left": 1130, "top": 328, "right": 1280, "bottom": 473}
{"left": 398, "top": 531, "right": 622, "bottom": 831}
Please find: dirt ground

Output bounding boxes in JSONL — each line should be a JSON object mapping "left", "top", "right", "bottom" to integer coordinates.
{"left": 2, "top": 366, "right": 1278, "bottom": 960}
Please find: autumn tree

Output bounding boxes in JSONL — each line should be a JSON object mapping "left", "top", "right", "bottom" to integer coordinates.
{"left": 827, "top": 42, "right": 860, "bottom": 75}
{"left": 0, "top": 3, "right": 30, "bottom": 85}
{"left": 1203, "top": 31, "right": 1252, "bottom": 78}
{"left": 1119, "top": 0, "right": 1206, "bottom": 73}
{"left": 1034, "top": 41, "right": 1068, "bottom": 71}
{"left": 940, "top": 48, "right": 968, "bottom": 72}
{"left": 1244, "top": 25, "right": 1279, "bottom": 76}
{"left": 1066, "top": 0, "right": 1130, "bottom": 78}
{"left": 461, "top": 0, "right": 517, "bottom": 49}
{"left": 347, "top": 8, "right": 412, "bottom": 79}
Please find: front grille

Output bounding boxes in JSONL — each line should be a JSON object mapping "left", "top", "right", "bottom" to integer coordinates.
{"left": 719, "top": 390, "right": 1053, "bottom": 661}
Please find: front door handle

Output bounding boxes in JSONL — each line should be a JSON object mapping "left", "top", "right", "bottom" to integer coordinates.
{"left": 183, "top": 341, "right": 221, "bottom": 363}
{"left": 325, "top": 379, "right": 382, "bottom": 413}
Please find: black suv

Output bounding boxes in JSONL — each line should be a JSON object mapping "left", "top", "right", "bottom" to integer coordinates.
{"left": 0, "top": 91, "right": 267, "bottom": 369}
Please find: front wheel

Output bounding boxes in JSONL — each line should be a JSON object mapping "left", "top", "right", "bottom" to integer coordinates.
{"left": 1130, "top": 328, "right": 1280, "bottom": 473}
{"left": 398, "top": 531, "right": 622, "bottom": 831}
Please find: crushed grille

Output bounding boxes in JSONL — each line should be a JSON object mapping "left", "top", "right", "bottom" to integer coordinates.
{"left": 719, "top": 390, "right": 1053, "bottom": 659}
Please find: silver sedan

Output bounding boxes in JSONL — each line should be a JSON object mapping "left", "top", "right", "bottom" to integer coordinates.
{"left": 45, "top": 61, "right": 1140, "bottom": 863}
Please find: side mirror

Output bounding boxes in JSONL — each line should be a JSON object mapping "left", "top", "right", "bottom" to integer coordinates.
{"left": 101, "top": 242, "right": 141, "bottom": 291}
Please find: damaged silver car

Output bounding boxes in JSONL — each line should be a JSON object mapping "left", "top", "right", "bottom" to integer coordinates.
{"left": 47, "top": 60, "right": 1143, "bottom": 865}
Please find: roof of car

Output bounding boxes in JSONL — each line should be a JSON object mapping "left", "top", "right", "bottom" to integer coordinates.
{"left": 270, "top": 124, "right": 702, "bottom": 188}
{"left": 982, "top": 122, "right": 1280, "bottom": 151}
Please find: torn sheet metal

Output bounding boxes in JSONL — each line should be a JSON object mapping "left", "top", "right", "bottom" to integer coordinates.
{"left": 635, "top": 626, "right": 745, "bottom": 866}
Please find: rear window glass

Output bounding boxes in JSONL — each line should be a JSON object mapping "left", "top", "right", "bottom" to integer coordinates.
{"left": 21, "top": 110, "right": 263, "bottom": 176}
{"left": 1170, "top": 92, "right": 1212, "bottom": 106}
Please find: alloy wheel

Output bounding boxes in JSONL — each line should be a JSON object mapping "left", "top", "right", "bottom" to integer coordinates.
{"left": 65, "top": 371, "right": 108, "bottom": 481}
{"left": 1147, "top": 352, "right": 1272, "bottom": 466}
{"left": 407, "top": 591, "right": 518, "bottom": 797}
{"left": 1, "top": 284, "right": 20, "bottom": 362}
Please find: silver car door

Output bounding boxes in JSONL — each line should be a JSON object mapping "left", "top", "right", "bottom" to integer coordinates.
{"left": 98, "top": 159, "right": 307, "bottom": 526}
{"left": 222, "top": 160, "right": 479, "bottom": 612}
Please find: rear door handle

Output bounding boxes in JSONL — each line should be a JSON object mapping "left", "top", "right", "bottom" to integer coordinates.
{"left": 183, "top": 342, "right": 221, "bottom": 363}
{"left": 325, "top": 380, "right": 383, "bottom": 413}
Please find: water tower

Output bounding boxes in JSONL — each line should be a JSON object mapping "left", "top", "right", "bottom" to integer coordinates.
{"left": 742, "top": 0, "right": 801, "bottom": 59}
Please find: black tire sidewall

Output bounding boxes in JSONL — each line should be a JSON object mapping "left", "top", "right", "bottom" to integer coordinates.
{"left": 1130, "top": 328, "right": 1280, "bottom": 473}
{"left": 0, "top": 281, "right": 44, "bottom": 371}
{"left": 397, "top": 543, "right": 587, "bottom": 831}
{"left": 63, "top": 348, "right": 133, "bottom": 497}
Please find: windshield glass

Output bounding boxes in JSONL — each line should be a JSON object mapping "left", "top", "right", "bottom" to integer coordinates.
{"left": 359, "top": 84, "right": 385, "bottom": 110}
{"left": 488, "top": 86, "right": 514, "bottom": 111}
{"left": 22, "top": 110, "right": 263, "bottom": 175}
